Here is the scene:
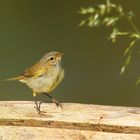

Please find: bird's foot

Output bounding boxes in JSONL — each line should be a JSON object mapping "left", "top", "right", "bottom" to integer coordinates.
{"left": 52, "top": 98, "right": 63, "bottom": 109}
{"left": 38, "top": 110, "right": 47, "bottom": 117}
{"left": 34, "top": 106, "right": 47, "bottom": 117}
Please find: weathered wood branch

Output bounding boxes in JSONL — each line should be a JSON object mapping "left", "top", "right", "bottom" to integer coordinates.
{"left": 0, "top": 101, "right": 139, "bottom": 140}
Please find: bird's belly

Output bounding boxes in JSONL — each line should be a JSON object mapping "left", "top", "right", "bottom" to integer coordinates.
{"left": 26, "top": 74, "right": 57, "bottom": 93}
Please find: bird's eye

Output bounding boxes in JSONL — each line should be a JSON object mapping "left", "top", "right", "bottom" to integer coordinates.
{"left": 50, "top": 57, "right": 54, "bottom": 61}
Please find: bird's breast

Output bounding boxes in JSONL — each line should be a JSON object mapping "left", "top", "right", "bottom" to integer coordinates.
{"left": 25, "top": 67, "right": 61, "bottom": 93}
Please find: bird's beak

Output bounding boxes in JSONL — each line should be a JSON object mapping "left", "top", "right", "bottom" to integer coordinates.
{"left": 60, "top": 52, "right": 63, "bottom": 57}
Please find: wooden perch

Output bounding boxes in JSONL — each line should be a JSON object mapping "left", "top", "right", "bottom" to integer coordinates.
{"left": 0, "top": 101, "right": 140, "bottom": 140}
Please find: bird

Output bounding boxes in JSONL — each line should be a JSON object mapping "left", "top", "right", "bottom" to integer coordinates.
{"left": 6, "top": 51, "right": 64, "bottom": 116}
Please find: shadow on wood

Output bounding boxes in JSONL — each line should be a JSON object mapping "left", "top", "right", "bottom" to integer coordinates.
{"left": 0, "top": 101, "right": 140, "bottom": 140}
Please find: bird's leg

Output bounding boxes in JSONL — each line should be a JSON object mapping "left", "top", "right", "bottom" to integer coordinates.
{"left": 38, "top": 101, "right": 45, "bottom": 112}
{"left": 43, "top": 93, "right": 63, "bottom": 108}
{"left": 33, "top": 96, "right": 46, "bottom": 117}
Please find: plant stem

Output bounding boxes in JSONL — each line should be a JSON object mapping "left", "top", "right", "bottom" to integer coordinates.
{"left": 122, "top": 13, "right": 140, "bottom": 37}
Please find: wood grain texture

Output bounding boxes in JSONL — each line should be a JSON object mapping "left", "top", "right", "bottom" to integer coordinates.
{"left": 0, "top": 101, "right": 139, "bottom": 140}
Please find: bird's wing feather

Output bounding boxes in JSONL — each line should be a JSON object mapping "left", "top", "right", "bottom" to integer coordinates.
{"left": 5, "top": 75, "right": 24, "bottom": 81}
{"left": 5, "top": 62, "right": 47, "bottom": 81}
{"left": 22, "top": 62, "right": 47, "bottom": 77}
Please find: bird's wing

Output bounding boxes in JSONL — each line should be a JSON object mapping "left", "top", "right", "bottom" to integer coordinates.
{"left": 22, "top": 62, "right": 46, "bottom": 77}
{"left": 5, "top": 61, "right": 47, "bottom": 81}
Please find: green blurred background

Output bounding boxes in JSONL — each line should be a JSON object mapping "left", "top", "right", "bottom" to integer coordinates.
{"left": 0, "top": 0, "right": 140, "bottom": 107}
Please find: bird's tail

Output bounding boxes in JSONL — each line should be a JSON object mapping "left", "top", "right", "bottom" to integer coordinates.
{"left": 4, "top": 76, "right": 24, "bottom": 81}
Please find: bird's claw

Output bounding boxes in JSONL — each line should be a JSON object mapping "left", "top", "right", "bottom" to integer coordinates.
{"left": 34, "top": 106, "right": 47, "bottom": 117}
{"left": 52, "top": 98, "right": 63, "bottom": 109}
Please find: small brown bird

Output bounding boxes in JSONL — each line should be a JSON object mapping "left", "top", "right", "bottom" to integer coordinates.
{"left": 6, "top": 51, "right": 64, "bottom": 116}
